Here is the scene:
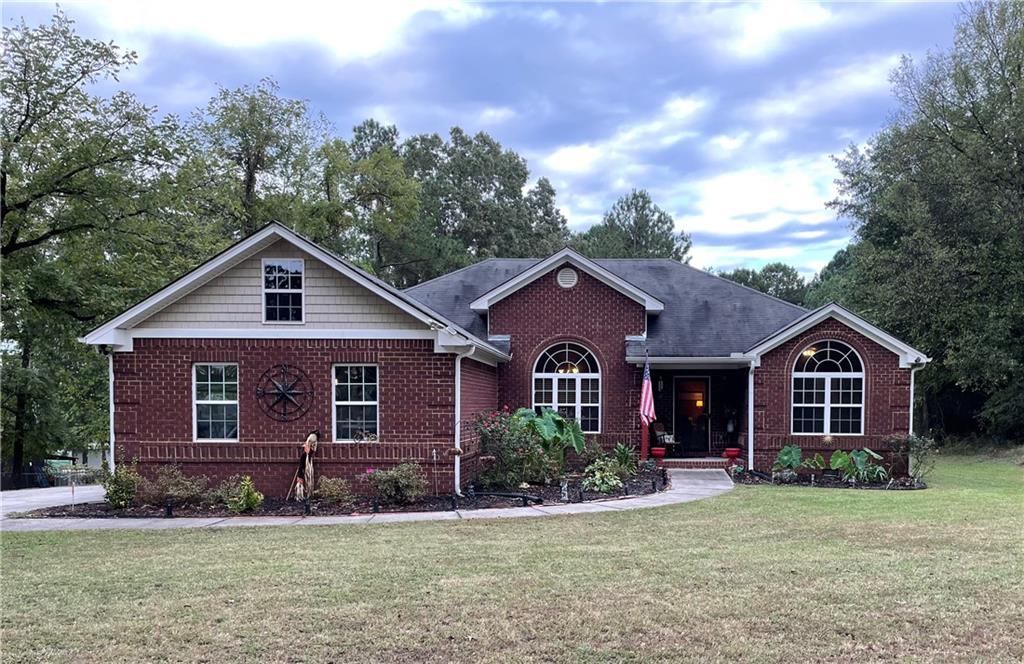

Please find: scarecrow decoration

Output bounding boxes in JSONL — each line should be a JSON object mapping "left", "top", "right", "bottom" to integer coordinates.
{"left": 288, "top": 430, "right": 319, "bottom": 501}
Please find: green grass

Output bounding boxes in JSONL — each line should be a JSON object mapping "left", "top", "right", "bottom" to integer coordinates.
{"left": 2, "top": 453, "right": 1022, "bottom": 663}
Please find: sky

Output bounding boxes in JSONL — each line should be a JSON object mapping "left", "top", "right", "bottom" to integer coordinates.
{"left": 7, "top": 1, "right": 961, "bottom": 277}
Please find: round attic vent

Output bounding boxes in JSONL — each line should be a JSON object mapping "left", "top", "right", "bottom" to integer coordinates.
{"left": 557, "top": 267, "right": 578, "bottom": 289}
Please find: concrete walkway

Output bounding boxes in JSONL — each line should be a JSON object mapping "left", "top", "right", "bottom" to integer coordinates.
{"left": 1, "top": 484, "right": 106, "bottom": 518}
{"left": 0, "top": 469, "right": 732, "bottom": 532}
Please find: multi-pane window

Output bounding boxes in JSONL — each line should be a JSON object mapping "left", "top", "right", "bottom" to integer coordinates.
{"left": 194, "top": 363, "right": 238, "bottom": 441}
{"left": 791, "top": 340, "right": 864, "bottom": 435}
{"left": 532, "top": 342, "right": 601, "bottom": 433}
{"left": 262, "top": 258, "right": 304, "bottom": 323}
{"left": 334, "top": 365, "right": 378, "bottom": 441}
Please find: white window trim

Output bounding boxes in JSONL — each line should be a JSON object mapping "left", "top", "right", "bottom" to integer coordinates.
{"left": 261, "top": 258, "right": 305, "bottom": 325}
{"left": 193, "top": 362, "right": 239, "bottom": 442}
{"left": 791, "top": 371, "right": 866, "bottom": 436}
{"left": 332, "top": 363, "right": 380, "bottom": 443}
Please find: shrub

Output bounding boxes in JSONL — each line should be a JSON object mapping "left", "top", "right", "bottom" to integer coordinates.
{"left": 137, "top": 465, "right": 208, "bottom": 507}
{"left": 226, "top": 476, "right": 264, "bottom": 513}
{"left": 206, "top": 474, "right": 245, "bottom": 506}
{"left": 101, "top": 463, "right": 142, "bottom": 509}
{"left": 514, "top": 408, "right": 585, "bottom": 473}
{"left": 773, "top": 444, "right": 803, "bottom": 471}
{"left": 317, "top": 477, "right": 354, "bottom": 505}
{"left": 611, "top": 442, "right": 638, "bottom": 478}
{"left": 476, "top": 409, "right": 559, "bottom": 486}
{"left": 578, "top": 439, "right": 606, "bottom": 467}
{"left": 582, "top": 457, "right": 624, "bottom": 493}
{"left": 829, "top": 448, "right": 889, "bottom": 483}
{"left": 366, "top": 463, "right": 427, "bottom": 505}
{"left": 886, "top": 434, "right": 937, "bottom": 482}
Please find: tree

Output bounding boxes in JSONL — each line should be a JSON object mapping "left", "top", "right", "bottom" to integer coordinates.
{"left": 572, "top": 189, "right": 691, "bottom": 261}
{"left": 718, "top": 262, "right": 808, "bottom": 305}
{"left": 820, "top": 1, "right": 1024, "bottom": 437}
{"left": 0, "top": 11, "right": 207, "bottom": 485}
{"left": 189, "top": 78, "right": 328, "bottom": 237}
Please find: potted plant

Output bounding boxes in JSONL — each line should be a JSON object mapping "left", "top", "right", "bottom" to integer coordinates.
{"left": 723, "top": 447, "right": 742, "bottom": 459}
{"left": 650, "top": 447, "right": 666, "bottom": 459}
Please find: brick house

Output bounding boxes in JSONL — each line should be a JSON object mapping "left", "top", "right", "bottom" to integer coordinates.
{"left": 82, "top": 223, "right": 930, "bottom": 494}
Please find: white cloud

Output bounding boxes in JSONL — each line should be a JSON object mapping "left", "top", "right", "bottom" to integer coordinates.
{"left": 665, "top": 154, "right": 839, "bottom": 236}
{"left": 69, "top": 0, "right": 486, "bottom": 62}
{"left": 753, "top": 54, "right": 900, "bottom": 121}
{"left": 541, "top": 93, "right": 707, "bottom": 175}
{"left": 477, "top": 106, "right": 517, "bottom": 125}
{"left": 663, "top": 1, "right": 834, "bottom": 59}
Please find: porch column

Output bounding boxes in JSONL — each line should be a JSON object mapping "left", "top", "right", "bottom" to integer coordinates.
{"left": 640, "top": 420, "right": 649, "bottom": 460}
{"left": 747, "top": 364, "right": 755, "bottom": 470}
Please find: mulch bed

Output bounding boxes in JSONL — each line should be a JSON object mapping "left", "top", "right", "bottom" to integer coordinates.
{"left": 732, "top": 470, "right": 925, "bottom": 490}
{"left": 17, "top": 468, "right": 668, "bottom": 519}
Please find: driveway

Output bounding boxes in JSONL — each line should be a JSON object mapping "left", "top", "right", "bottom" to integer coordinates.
{"left": 1, "top": 484, "right": 106, "bottom": 518}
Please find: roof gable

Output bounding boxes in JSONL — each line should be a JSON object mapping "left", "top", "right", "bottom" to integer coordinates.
{"left": 467, "top": 248, "right": 665, "bottom": 313}
{"left": 81, "top": 223, "right": 508, "bottom": 360}
{"left": 741, "top": 302, "right": 931, "bottom": 368}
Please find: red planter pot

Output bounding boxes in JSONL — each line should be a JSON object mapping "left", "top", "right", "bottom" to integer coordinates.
{"left": 650, "top": 447, "right": 667, "bottom": 459}
{"left": 724, "top": 447, "right": 742, "bottom": 459}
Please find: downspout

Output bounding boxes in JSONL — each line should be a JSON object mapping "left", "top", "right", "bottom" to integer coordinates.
{"left": 453, "top": 346, "right": 476, "bottom": 496}
{"left": 747, "top": 362, "right": 755, "bottom": 470}
{"left": 908, "top": 363, "right": 924, "bottom": 436}
{"left": 106, "top": 349, "right": 116, "bottom": 473}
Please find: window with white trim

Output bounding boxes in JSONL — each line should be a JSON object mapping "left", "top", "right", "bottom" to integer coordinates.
{"left": 532, "top": 342, "right": 600, "bottom": 433}
{"left": 262, "top": 258, "right": 304, "bottom": 323}
{"left": 334, "top": 365, "right": 378, "bottom": 441}
{"left": 791, "top": 340, "right": 864, "bottom": 435}
{"left": 194, "top": 363, "right": 238, "bottom": 441}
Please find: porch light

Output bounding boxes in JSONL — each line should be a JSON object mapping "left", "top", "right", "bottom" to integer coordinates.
{"left": 657, "top": 376, "right": 664, "bottom": 392}
{"left": 696, "top": 399, "right": 704, "bottom": 408}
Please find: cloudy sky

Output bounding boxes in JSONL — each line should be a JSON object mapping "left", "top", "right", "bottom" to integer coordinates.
{"left": 10, "top": 1, "right": 960, "bottom": 276}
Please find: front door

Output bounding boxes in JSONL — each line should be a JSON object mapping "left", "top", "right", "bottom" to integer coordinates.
{"left": 674, "top": 378, "right": 709, "bottom": 456}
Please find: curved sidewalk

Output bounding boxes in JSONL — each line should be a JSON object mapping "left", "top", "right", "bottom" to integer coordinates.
{"left": 0, "top": 469, "right": 732, "bottom": 533}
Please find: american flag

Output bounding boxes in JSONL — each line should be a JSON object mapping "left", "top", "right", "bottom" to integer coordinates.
{"left": 639, "top": 355, "right": 656, "bottom": 426}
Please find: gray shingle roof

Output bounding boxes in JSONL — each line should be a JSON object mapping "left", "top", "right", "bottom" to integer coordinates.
{"left": 404, "top": 258, "right": 807, "bottom": 357}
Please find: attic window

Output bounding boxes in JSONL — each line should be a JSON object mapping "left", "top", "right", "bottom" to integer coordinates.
{"left": 263, "top": 259, "right": 304, "bottom": 323}
{"left": 556, "top": 267, "right": 578, "bottom": 289}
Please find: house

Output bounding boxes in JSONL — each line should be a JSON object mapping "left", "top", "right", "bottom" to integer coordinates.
{"left": 81, "top": 222, "right": 930, "bottom": 494}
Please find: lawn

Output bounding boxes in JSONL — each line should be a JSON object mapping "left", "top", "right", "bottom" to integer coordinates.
{"left": 2, "top": 453, "right": 1022, "bottom": 663}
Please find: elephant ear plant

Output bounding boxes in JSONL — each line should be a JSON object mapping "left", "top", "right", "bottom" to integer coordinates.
{"left": 513, "top": 408, "right": 585, "bottom": 478}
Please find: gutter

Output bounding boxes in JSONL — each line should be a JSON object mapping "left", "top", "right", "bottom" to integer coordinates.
{"left": 452, "top": 346, "right": 476, "bottom": 496}
{"left": 747, "top": 362, "right": 755, "bottom": 471}
{"left": 908, "top": 363, "right": 925, "bottom": 436}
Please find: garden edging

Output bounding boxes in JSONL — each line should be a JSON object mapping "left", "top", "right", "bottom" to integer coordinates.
{"left": 0, "top": 469, "right": 733, "bottom": 532}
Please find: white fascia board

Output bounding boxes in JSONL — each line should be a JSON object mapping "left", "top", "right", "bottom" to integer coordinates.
{"left": 469, "top": 248, "right": 664, "bottom": 313}
{"left": 626, "top": 356, "right": 752, "bottom": 367}
{"left": 81, "top": 222, "right": 508, "bottom": 360}
{"left": 743, "top": 303, "right": 931, "bottom": 369}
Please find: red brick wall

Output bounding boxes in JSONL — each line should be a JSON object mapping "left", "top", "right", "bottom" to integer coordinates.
{"left": 488, "top": 268, "right": 646, "bottom": 450}
{"left": 458, "top": 358, "right": 499, "bottom": 485}
{"left": 113, "top": 338, "right": 460, "bottom": 496}
{"left": 752, "top": 319, "right": 911, "bottom": 473}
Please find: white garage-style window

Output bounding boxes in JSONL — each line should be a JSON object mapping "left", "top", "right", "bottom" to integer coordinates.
{"left": 262, "top": 258, "right": 304, "bottom": 323}
{"left": 334, "top": 365, "right": 378, "bottom": 441}
{"left": 532, "top": 342, "right": 600, "bottom": 433}
{"left": 792, "top": 340, "right": 864, "bottom": 435}
{"left": 194, "top": 363, "right": 239, "bottom": 441}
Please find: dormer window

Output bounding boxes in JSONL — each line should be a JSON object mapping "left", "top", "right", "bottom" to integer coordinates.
{"left": 262, "top": 258, "right": 304, "bottom": 323}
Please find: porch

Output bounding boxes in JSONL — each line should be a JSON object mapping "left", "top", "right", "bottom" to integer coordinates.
{"left": 643, "top": 365, "right": 750, "bottom": 462}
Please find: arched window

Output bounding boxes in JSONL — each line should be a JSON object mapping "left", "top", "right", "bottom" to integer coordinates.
{"left": 533, "top": 342, "right": 600, "bottom": 433}
{"left": 792, "top": 340, "right": 864, "bottom": 435}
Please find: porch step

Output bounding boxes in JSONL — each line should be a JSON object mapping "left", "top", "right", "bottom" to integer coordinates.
{"left": 659, "top": 457, "right": 738, "bottom": 470}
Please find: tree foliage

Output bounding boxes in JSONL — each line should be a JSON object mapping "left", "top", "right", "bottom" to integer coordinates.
{"left": 573, "top": 189, "right": 691, "bottom": 261}
{"left": 717, "top": 262, "right": 808, "bottom": 305}
{"left": 811, "top": 1, "right": 1024, "bottom": 438}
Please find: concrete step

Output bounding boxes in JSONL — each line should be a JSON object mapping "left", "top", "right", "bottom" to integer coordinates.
{"left": 659, "top": 457, "right": 740, "bottom": 470}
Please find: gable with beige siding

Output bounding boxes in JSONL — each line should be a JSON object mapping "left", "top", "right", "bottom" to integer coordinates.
{"left": 136, "top": 240, "right": 426, "bottom": 330}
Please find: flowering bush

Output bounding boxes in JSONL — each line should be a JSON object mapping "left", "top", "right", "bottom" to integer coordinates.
{"left": 476, "top": 408, "right": 560, "bottom": 486}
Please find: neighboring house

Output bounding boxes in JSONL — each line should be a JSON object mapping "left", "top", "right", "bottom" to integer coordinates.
{"left": 81, "top": 223, "right": 929, "bottom": 494}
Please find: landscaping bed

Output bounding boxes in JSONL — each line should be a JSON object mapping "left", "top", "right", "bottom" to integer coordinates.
{"left": 16, "top": 466, "right": 668, "bottom": 519}
{"left": 731, "top": 469, "right": 925, "bottom": 490}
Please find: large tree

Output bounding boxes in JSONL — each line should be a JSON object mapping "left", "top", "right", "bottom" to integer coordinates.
{"left": 718, "top": 263, "right": 808, "bottom": 305}
{"left": 0, "top": 11, "right": 209, "bottom": 485}
{"left": 815, "top": 1, "right": 1024, "bottom": 437}
{"left": 573, "top": 189, "right": 691, "bottom": 261}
